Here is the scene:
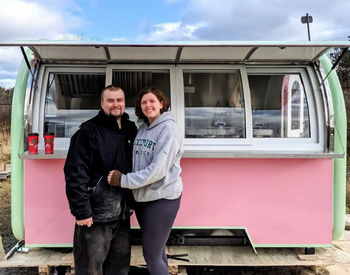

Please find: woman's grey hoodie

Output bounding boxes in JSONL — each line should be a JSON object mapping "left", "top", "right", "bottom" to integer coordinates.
{"left": 121, "top": 111, "right": 183, "bottom": 202}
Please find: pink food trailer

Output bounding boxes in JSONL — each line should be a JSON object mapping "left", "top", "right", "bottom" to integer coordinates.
{"left": 2, "top": 41, "right": 349, "bottom": 254}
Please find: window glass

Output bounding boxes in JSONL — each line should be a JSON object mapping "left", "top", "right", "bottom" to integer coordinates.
{"left": 184, "top": 70, "right": 245, "bottom": 138}
{"left": 112, "top": 70, "right": 170, "bottom": 126}
{"left": 248, "top": 74, "right": 310, "bottom": 138}
{"left": 44, "top": 73, "right": 106, "bottom": 138}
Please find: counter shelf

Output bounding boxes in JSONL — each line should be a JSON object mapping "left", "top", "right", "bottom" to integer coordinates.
{"left": 19, "top": 150, "right": 344, "bottom": 159}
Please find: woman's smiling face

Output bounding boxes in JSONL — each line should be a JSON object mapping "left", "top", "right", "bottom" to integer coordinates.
{"left": 141, "top": 92, "right": 164, "bottom": 125}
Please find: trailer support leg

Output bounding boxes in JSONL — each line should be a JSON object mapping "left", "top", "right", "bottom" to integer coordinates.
{"left": 305, "top": 247, "right": 316, "bottom": 255}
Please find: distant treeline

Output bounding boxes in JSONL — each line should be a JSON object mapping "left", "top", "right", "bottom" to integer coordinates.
{"left": 0, "top": 87, "right": 14, "bottom": 105}
{"left": 338, "top": 67, "right": 350, "bottom": 89}
{"left": 331, "top": 48, "right": 350, "bottom": 89}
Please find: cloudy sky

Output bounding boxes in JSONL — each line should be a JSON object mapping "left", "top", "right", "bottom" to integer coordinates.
{"left": 0, "top": 0, "right": 349, "bottom": 88}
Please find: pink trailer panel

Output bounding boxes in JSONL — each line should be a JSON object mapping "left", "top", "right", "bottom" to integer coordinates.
{"left": 25, "top": 158, "right": 332, "bottom": 246}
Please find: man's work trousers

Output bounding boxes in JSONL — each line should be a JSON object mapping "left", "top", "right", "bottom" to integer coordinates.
{"left": 73, "top": 218, "right": 130, "bottom": 275}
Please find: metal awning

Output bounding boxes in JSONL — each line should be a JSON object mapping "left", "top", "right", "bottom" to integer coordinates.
{"left": 1, "top": 40, "right": 350, "bottom": 63}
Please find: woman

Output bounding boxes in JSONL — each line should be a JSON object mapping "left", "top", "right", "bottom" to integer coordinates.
{"left": 107, "top": 85, "right": 183, "bottom": 275}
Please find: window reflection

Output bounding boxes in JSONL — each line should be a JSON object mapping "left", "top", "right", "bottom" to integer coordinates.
{"left": 44, "top": 70, "right": 171, "bottom": 138}
{"left": 291, "top": 81, "right": 301, "bottom": 130}
{"left": 44, "top": 73, "right": 106, "bottom": 138}
{"left": 184, "top": 71, "right": 245, "bottom": 138}
{"left": 248, "top": 74, "right": 310, "bottom": 138}
{"left": 112, "top": 70, "right": 170, "bottom": 126}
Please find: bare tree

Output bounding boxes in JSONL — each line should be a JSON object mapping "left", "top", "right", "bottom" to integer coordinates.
{"left": 0, "top": 86, "right": 14, "bottom": 105}
{"left": 328, "top": 48, "right": 350, "bottom": 88}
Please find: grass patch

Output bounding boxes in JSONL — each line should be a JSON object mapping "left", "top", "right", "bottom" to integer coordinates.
{"left": 0, "top": 129, "right": 11, "bottom": 164}
{"left": 0, "top": 178, "right": 11, "bottom": 231}
{"left": 0, "top": 105, "right": 11, "bottom": 164}
{"left": 347, "top": 173, "right": 350, "bottom": 214}
{"left": 0, "top": 105, "right": 13, "bottom": 252}
{"left": 344, "top": 89, "right": 350, "bottom": 214}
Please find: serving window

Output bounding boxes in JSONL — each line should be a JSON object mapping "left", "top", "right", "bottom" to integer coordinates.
{"left": 111, "top": 69, "right": 171, "bottom": 125}
{"left": 183, "top": 70, "right": 246, "bottom": 139}
{"left": 37, "top": 65, "right": 322, "bottom": 153}
{"left": 44, "top": 72, "right": 106, "bottom": 138}
{"left": 43, "top": 68, "right": 172, "bottom": 138}
{"left": 248, "top": 74, "right": 310, "bottom": 138}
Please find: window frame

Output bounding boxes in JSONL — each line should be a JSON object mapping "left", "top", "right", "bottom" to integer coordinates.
{"left": 34, "top": 66, "right": 107, "bottom": 149}
{"left": 106, "top": 64, "right": 177, "bottom": 113}
{"left": 33, "top": 64, "right": 324, "bottom": 153}
{"left": 246, "top": 66, "right": 323, "bottom": 151}
{"left": 176, "top": 65, "right": 253, "bottom": 147}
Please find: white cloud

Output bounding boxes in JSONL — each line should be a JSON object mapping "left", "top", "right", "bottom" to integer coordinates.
{"left": 0, "top": 0, "right": 86, "bottom": 87}
{"left": 0, "top": 70, "right": 18, "bottom": 79}
{"left": 31, "top": 0, "right": 82, "bottom": 13}
{"left": 0, "top": 0, "right": 83, "bottom": 41}
{"left": 112, "top": 37, "right": 127, "bottom": 41}
{"left": 137, "top": 22, "right": 204, "bottom": 41}
{"left": 141, "top": 0, "right": 350, "bottom": 41}
{"left": 0, "top": 47, "right": 23, "bottom": 85}
{"left": 191, "top": 0, "right": 350, "bottom": 41}
{"left": 0, "top": 48, "right": 23, "bottom": 65}
{"left": 0, "top": 79, "right": 16, "bottom": 89}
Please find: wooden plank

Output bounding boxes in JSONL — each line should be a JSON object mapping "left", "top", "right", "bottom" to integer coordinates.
{"left": 326, "top": 264, "right": 350, "bottom": 274}
{"left": 0, "top": 163, "right": 11, "bottom": 175}
{"left": 338, "top": 230, "right": 350, "bottom": 241}
{"left": 130, "top": 246, "right": 145, "bottom": 266}
{"left": 0, "top": 236, "right": 4, "bottom": 258}
{"left": 2, "top": 240, "right": 350, "bottom": 269}
{"left": 298, "top": 255, "right": 327, "bottom": 261}
{"left": 333, "top": 242, "right": 350, "bottom": 257}
{"left": 0, "top": 173, "right": 11, "bottom": 180}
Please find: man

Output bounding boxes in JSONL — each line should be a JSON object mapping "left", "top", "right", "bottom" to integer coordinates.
{"left": 64, "top": 85, "right": 137, "bottom": 275}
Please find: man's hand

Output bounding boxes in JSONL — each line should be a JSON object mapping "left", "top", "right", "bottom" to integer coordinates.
{"left": 108, "top": 170, "right": 122, "bottom": 187}
{"left": 76, "top": 217, "right": 93, "bottom": 227}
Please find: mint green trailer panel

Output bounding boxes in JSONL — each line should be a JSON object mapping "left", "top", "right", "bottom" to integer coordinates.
{"left": 11, "top": 49, "right": 33, "bottom": 240}
{"left": 319, "top": 55, "right": 347, "bottom": 240}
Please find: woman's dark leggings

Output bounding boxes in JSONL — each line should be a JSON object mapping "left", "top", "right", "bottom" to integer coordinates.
{"left": 135, "top": 196, "right": 181, "bottom": 275}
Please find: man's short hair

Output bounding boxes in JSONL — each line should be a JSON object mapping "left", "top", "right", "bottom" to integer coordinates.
{"left": 100, "top": 85, "right": 124, "bottom": 101}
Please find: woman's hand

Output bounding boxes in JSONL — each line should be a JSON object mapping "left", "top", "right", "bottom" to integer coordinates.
{"left": 108, "top": 170, "right": 122, "bottom": 187}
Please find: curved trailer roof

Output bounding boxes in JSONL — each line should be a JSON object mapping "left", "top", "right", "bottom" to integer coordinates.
{"left": 1, "top": 40, "right": 350, "bottom": 63}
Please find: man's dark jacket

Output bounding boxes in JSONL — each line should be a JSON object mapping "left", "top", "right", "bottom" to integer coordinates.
{"left": 64, "top": 110, "right": 137, "bottom": 223}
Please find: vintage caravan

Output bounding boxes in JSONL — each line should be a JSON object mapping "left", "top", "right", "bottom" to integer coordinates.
{"left": 2, "top": 41, "right": 349, "bottom": 254}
